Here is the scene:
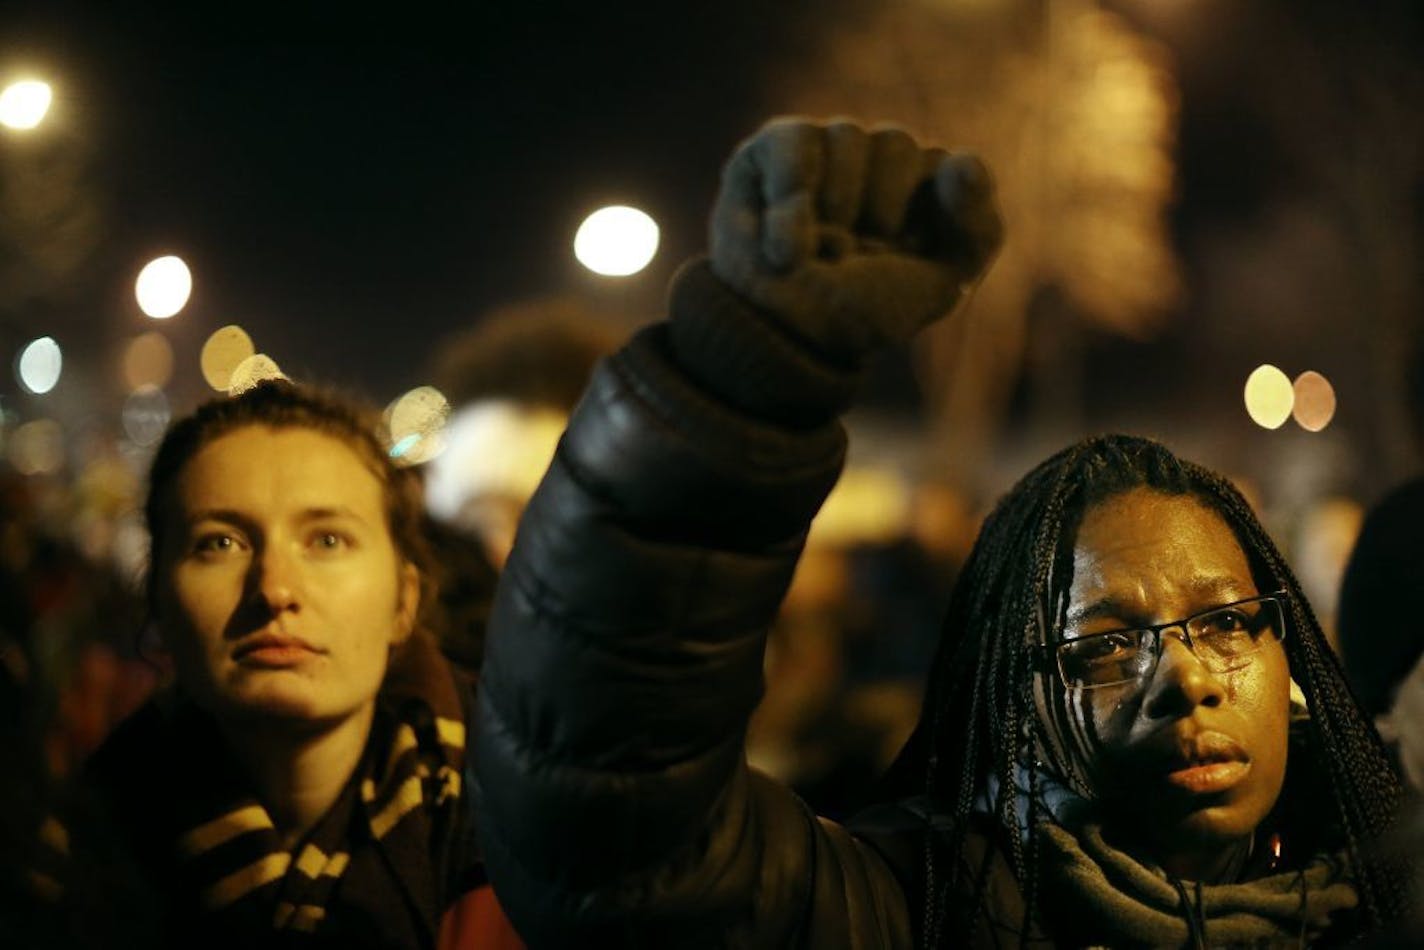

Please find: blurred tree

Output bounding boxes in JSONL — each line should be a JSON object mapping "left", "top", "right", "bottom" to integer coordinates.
{"left": 770, "top": 0, "right": 1181, "bottom": 479}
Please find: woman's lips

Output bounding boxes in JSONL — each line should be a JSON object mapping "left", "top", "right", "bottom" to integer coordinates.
{"left": 1164, "top": 759, "right": 1251, "bottom": 794}
{"left": 1144, "top": 730, "right": 1252, "bottom": 795}
{"left": 233, "top": 633, "right": 320, "bottom": 668}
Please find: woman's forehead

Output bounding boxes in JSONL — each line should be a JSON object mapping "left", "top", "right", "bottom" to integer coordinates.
{"left": 176, "top": 425, "right": 387, "bottom": 518}
{"left": 1067, "top": 489, "right": 1255, "bottom": 614}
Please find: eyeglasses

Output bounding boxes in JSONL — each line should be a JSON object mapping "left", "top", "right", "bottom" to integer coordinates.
{"left": 1048, "top": 592, "right": 1288, "bottom": 690}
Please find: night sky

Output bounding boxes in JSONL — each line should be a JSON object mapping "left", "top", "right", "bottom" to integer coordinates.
{"left": 2, "top": 2, "right": 822, "bottom": 400}
{"left": 2, "top": 0, "right": 1420, "bottom": 498}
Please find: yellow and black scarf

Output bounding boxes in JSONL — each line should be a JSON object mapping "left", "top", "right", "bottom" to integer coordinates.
{"left": 78, "top": 633, "right": 480, "bottom": 947}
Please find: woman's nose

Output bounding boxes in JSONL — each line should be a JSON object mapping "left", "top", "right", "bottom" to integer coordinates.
{"left": 1141, "top": 630, "right": 1225, "bottom": 719}
{"left": 250, "top": 546, "right": 300, "bottom": 612}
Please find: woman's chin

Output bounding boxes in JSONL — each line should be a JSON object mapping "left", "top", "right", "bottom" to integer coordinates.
{"left": 209, "top": 678, "right": 339, "bottom": 725}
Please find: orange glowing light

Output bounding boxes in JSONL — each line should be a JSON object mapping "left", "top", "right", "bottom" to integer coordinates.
{"left": 1291, "top": 371, "right": 1336, "bottom": 432}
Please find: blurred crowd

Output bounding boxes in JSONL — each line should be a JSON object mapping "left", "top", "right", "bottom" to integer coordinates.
{"left": 1, "top": 306, "right": 1415, "bottom": 829}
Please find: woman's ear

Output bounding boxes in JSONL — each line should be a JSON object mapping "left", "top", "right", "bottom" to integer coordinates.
{"left": 394, "top": 561, "right": 421, "bottom": 644}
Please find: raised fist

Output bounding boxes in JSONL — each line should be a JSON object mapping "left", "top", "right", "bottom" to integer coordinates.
{"left": 709, "top": 118, "right": 1002, "bottom": 361}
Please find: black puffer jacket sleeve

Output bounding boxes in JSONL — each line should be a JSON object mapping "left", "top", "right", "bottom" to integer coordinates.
{"left": 474, "top": 262, "right": 914, "bottom": 948}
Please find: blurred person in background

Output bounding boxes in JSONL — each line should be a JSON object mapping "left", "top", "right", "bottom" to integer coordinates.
{"left": 0, "top": 474, "right": 160, "bottom": 946}
{"left": 419, "top": 514, "right": 499, "bottom": 681}
{"left": 474, "top": 117, "right": 1413, "bottom": 946}
{"left": 37, "top": 382, "right": 518, "bottom": 948}
{"left": 1338, "top": 338, "right": 1424, "bottom": 943}
{"left": 749, "top": 468, "right": 965, "bottom": 821}
{"left": 1338, "top": 337, "right": 1424, "bottom": 791}
{"left": 426, "top": 301, "right": 618, "bottom": 569}
{"left": 1291, "top": 495, "right": 1363, "bottom": 656}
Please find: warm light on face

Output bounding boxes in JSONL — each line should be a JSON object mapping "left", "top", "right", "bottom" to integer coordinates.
{"left": 385, "top": 386, "right": 450, "bottom": 466}
{"left": 200, "top": 325, "right": 256, "bottom": 391}
{"left": 1243, "top": 364, "right": 1293, "bottom": 429}
{"left": 0, "top": 80, "right": 52, "bottom": 131}
{"left": 135, "top": 255, "right": 193, "bottom": 319}
{"left": 1065, "top": 490, "right": 1291, "bottom": 852}
{"left": 16, "top": 337, "right": 62, "bottom": 394}
{"left": 574, "top": 205, "right": 660, "bottom": 276}
{"left": 158, "top": 427, "right": 415, "bottom": 725}
{"left": 1291, "top": 371, "right": 1336, "bottom": 432}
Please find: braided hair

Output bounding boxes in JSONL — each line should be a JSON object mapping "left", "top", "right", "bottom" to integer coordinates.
{"left": 878, "top": 434, "right": 1412, "bottom": 944}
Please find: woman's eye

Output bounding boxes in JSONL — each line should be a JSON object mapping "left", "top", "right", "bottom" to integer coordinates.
{"left": 1070, "top": 632, "right": 1136, "bottom": 662}
{"left": 1097, "top": 633, "right": 1135, "bottom": 656}
{"left": 194, "top": 533, "right": 242, "bottom": 556}
{"left": 1206, "top": 610, "right": 1249, "bottom": 634}
{"left": 310, "top": 531, "right": 349, "bottom": 552}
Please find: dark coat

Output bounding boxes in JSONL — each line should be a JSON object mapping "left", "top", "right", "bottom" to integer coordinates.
{"left": 473, "top": 265, "right": 1035, "bottom": 948}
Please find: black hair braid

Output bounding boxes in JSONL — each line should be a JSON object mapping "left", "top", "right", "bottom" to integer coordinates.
{"left": 918, "top": 443, "right": 1088, "bottom": 942}
{"left": 912, "top": 482, "right": 1034, "bottom": 943}
{"left": 1201, "top": 470, "right": 1413, "bottom": 925}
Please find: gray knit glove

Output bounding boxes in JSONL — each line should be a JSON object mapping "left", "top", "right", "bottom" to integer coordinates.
{"left": 709, "top": 117, "right": 1002, "bottom": 363}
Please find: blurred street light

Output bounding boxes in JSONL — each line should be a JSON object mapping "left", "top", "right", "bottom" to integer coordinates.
{"left": 1292, "top": 371, "right": 1337, "bottom": 432}
{"left": 226, "top": 353, "right": 285, "bottom": 395}
{"left": 16, "top": 336, "right": 62, "bottom": 394}
{"left": 1244, "top": 364, "right": 1293, "bottom": 429}
{"left": 122, "top": 386, "right": 171, "bottom": 446}
{"left": 574, "top": 205, "right": 659, "bottom": 276}
{"left": 200, "top": 325, "right": 255, "bottom": 391}
{"left": 8, "top": 419, "right": 64, "bottom": 474}
{"left": 384, "top": 386, "right": 451, "bottom": 466}
{"left": 0, "top": 79, "right": 52, "bottom": 131}
{"left": 135, "top": 255, "right": 193, "bottom": 319}
{"left": 122, "top": 331, "right": 174, "bottom": 390}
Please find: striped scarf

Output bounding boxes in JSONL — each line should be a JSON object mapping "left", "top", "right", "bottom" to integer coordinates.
{"left": 81, "top": 633, "right": 480, "bottom": 947}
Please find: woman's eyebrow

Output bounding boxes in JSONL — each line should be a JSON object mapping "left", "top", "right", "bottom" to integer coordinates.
{"left": 1187, "top": 574, "right": 1250, "bottom": 602}
{"left": 296, "top": 506, "right": 370, "bottom": 527}
{"left": 186, "top": 508, "right": 254, "bottom": 529}
{"left": 1066, "top": 598, "right": 1131, "bottom": 626}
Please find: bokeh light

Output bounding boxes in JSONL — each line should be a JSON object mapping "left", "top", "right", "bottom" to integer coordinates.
{"left": 424, "top": 400, "right": 567, "bottom": 566}
{"left": 16, "top": 337, "right": 62, "bottom": 394}
{"left": 0, "top": 80, "right": 52, "bottom": 131}
{"left": 122, "top": 332, "right": 174, "bottom": 390}
{"left": 809, "top": 467, "right": 911, "bottom": 548}
{"left": 8, "top": 419, "right": 64, "bottom": 475}
{"left": 385, "top": 386, "right": 451, "bottom": 466}
{"left": 573, "top": 205, "right": 660, "bottom": 276}
{"left": 1244, "top": 364, "right": 1293, "bottom": 429}
{"left": 1292, "top": 371, "right": 1337, "bottom": 432}
{"left": 122, "top": 386, "right": 171, "bottom": 446}
{"left": 226, "top": 353, "right": 285, "bottom": 395}
{"left": 201, "top": 325, "right": 256, "bottom": 391}
{"left": 135, "top": 255, "right": 193, "bottom": 319}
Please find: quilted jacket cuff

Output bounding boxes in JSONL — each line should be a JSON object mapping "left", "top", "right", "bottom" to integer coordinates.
{"left": 667, "top": 258, "right": 862, "bottom": 429}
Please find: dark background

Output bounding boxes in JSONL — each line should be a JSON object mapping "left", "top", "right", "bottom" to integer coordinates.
{"left": 1, "top": 0, "right": 1420, "bottom": 501}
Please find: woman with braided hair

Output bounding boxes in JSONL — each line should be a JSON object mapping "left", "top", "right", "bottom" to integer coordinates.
{"left": 873, "top": 435, "right": 1406, "bottom": 945}
{"left": 473, "top": 117, "right": 1412, "bottom": 946}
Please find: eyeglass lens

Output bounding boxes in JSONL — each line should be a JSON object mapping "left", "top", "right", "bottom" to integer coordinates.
{"left": 1058, "top": 596, "right": 1282, "bottom": 688}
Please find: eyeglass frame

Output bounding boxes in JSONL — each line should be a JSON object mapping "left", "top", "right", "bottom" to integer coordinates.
{"left": 1036, "top": 591, "right": 1291, "bottom": 691}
